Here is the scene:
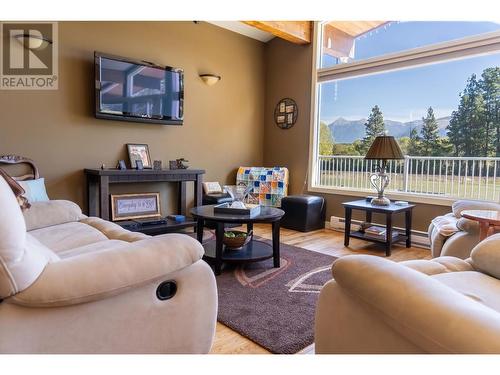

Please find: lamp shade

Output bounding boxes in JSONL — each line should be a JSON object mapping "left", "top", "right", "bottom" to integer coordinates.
{"left": 365, "top": 135, "right": 404, "bottom": 160}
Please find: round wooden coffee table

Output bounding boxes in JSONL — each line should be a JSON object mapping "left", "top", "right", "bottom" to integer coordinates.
{"left": 191, "top": 205, "right": 285, "bottom": 275}
{"left": 461, "top": 210, "right": 500, "bottom": 241}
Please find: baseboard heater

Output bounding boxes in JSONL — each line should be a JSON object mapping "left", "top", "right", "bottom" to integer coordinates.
{"left": 326, "top": 216, "right": 430, "bottom": 249}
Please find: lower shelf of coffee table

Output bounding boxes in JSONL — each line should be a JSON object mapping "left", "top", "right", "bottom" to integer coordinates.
{"left": 202, "top": 239, "right": 273, "bottom": 263}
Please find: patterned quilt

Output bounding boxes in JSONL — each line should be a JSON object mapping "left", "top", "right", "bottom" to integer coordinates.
{"left": 236, "top": 167, "right": 289, "bottom": 207}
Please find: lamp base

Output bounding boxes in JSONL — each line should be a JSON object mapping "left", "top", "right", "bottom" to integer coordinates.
{"left": 371, "top": 196, "right": 391, "bottom": 206}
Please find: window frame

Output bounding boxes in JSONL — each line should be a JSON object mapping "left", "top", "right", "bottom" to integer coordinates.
{"left": 308, "top": 21, "right": 500, "bottom": 206}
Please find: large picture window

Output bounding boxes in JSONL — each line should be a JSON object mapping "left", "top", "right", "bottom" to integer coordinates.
{"left": 319, "top": 21, "right": 500, "bottom": 68}
{"left": 310, "top": 21, "right": 500, "bottom": 204}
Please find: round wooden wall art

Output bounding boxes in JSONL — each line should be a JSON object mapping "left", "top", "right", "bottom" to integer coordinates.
{"left": 274, "top": 98, "right": 298, "bottom": 129}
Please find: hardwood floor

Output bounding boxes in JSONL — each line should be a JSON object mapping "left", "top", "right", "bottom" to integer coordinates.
{"left": 209, "top": 224, "right": 431, "bottom": 354}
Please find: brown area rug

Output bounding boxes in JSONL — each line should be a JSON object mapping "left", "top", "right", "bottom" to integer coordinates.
{"left": 213, "top": 237, "right": 336, "bottom": 354}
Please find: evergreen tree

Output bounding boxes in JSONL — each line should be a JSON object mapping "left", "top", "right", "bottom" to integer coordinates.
{"left": 447, "top": 74, "right": 487, "bottom": 157}
{"left": 420, "top": 107, "right": 440, "bottom": 156}
{"left": 480, "top": 67, "right": 500, "bottom": 156}
{"left": 464, "top": 75, "right": 487, "bottom": 157}
{"left": 447, "top": 104, "right": 466, "bottom": 156}
{"left": 319, "top": 122, "right": 334, "bottom": 155}
{"left": 437, "top": 137, "right": 453, "bottom": 157}
{"left": 360, "top": 105, "right": 385, "bottom": 153}
{"left": 407, "top": 126, "right": 421, "bottom": 156}
{"left": 397, "top": 136, "right": 411, "bottom": 155}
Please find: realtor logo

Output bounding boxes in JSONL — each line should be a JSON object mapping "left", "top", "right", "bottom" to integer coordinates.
{"left": 0, "top": 22, "right": 58, "bottom": 90}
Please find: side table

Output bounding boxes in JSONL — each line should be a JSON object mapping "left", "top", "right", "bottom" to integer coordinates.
{"left": 342, "top": 199, "right": 415, "bottom": 256}
{"left": 461, "top": 210, "right": 500, "bottom": 241}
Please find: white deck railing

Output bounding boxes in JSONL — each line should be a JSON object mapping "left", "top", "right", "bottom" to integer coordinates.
{"left": 316, "top": 155, "right": 500, "bottom": 201}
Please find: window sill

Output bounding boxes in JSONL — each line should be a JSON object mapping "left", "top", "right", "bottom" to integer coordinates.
{"left": 307, "top": 186, "right": 477, "bottom": 207}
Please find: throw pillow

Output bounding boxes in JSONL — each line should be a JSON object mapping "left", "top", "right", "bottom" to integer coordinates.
{"left": 0, "top": 168, "right": 31, "bottom": 210}
{"left": 18, "top": 178, "right": 50, "bottom": 203}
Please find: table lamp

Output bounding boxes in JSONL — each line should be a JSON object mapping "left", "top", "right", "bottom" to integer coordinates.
{"left": 365, "top": 135, "right": 404, "bottom": 206}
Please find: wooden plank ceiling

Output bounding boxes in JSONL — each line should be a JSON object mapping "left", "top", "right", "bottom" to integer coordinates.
{"left": 241, "top": 21, "right": 387, "bottom": 45}
{"left": 327, "top": 21, "right": 388, "bottom": 37}
{"left": 323, "top": 21, "right": 388, "bottom": 59}
{"left": 241, "top": 21, "right": 311, "bottom": 44}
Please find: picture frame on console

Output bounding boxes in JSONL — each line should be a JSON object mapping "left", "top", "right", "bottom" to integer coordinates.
{"left": 127, "top": 143, "right": 152, "bottom": 169}
{"left": 117, "top": 160, "right": 127, "bottom": 170}
{"left": 111, "top": 192, "right": 161, "bottom": 221}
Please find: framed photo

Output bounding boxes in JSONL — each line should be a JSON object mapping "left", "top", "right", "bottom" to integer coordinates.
{"left": 153, "top": 160, "right": 162, "bottom": 170}
{"left": 111, "top": 193, "right": 161, "bottom": 221}
{"left": 117, "top": 160, "right": 127, "bottom": 170}
{"left": 169, "top": 160, "right": 178, "bottom": 170}
{"left": 127, "top": 144, "right": 152, "bottom": 169}
{"left": 274, "top": 98, "right": 298, "bottom": 129}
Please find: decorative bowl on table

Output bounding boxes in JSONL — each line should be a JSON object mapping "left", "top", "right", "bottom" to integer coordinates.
{"left": 223, "top": 230, "right": 253, "bottom": 250}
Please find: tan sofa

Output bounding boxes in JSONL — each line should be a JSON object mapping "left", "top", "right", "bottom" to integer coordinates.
{"left": 315, "top": 236, "right": 500, "bottom": 353}
{"left": 428, "top": 199, "right": 500, "bottom": 259}
{"left": 0, "top": 176, "right": 217, "bottom": 353}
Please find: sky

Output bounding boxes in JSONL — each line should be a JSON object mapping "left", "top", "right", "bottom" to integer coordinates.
{"left": 320, "top": 21, "right": 500, "bottom": 124}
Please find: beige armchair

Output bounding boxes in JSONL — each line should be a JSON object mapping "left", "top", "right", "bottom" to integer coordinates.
{"left": 0, "top": 176, "right": 217, "bottom": 353}
{"left": 315, "top": 235, "right": 500, "bottom": 353}
{"left": 428, "top": 199, "right": 500, "bottom": 259}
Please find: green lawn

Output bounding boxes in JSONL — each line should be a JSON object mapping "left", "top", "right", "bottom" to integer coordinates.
{"left": 317, "top": 170, "right": 500, "bottom": 201}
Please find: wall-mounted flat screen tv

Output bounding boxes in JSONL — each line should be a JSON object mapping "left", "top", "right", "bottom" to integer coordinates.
{"left": 95, "top": 52, "right": 184, "bottom": 125}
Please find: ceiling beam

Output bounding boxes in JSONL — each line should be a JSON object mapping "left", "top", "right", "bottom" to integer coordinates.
{"left": 322, "top": 24, "right": 355, "bottom": 60}
{"left": 241, "top": 21, "right": 311, "bottom": 44}
{"left": 327, "top": 21, "right": 388, "bottom": 37}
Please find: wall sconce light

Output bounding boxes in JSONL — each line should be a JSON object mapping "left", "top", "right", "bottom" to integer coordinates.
{"left": 13, "top": 32, "right": 52, "bottom": 50}
{"left": 199, "top": 74, "right": 221, "bottom": 86}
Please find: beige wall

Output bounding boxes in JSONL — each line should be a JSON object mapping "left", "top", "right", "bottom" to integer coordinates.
{"left": 263, "top": 38, "right": 312, "bottom": 197}
{"left": 263, "top": 37, "right": 450, "bottom": 232}
{"left": 0, "top": 22, "right": 450, "bottom": 230}
{"left": 0, "top": 22, "right": 265, "bottom": 214}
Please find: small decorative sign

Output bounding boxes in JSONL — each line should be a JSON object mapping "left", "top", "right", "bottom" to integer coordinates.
{"left": 274, "top": 98, "right": 298, "bottom": 129}
{"left": 111, "top": 193, "right": 161, "bottom": 221}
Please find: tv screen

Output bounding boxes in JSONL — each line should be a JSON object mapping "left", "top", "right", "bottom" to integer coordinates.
{"left": 95, "top": 52, "right": 184, "bottom": 125}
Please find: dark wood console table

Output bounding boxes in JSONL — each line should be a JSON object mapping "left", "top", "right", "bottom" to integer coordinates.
{"left": 84, "top": 168, "right": 205, "bottom": 222}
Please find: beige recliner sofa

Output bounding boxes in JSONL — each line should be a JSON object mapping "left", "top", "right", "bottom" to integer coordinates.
{"left": 0, "top": 176, "right": 217, "bottom": 353}
{"left": 315, "top": 235, "right": 500, "bottom": 353}
{"left": 428, "top": 199, "right": 500, "bottom": 259}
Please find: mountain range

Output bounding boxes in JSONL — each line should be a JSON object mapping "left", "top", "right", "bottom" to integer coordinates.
{"left": 328, "top": 116, "right": 451, "bottom": 144}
